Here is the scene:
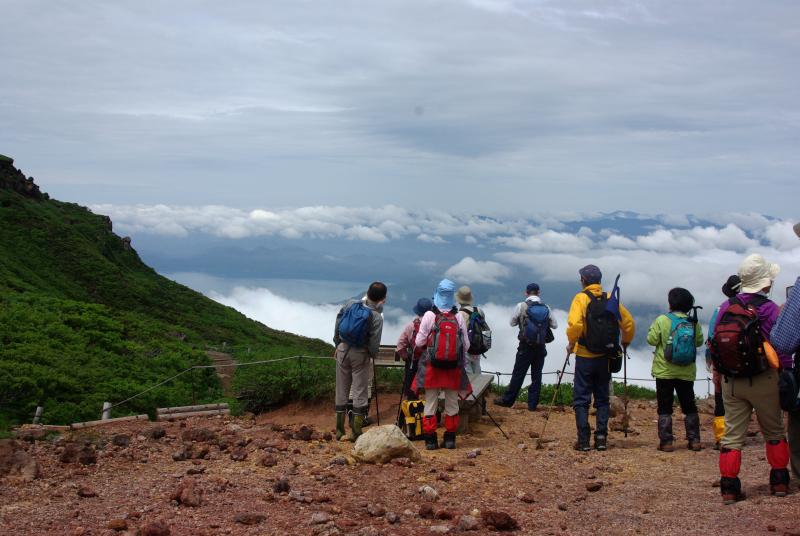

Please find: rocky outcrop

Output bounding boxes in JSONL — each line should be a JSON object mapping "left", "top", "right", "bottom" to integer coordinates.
{"left": 0, "top": 439, "right": 39, "bottom": 482}
{"left": 0, "top": 157, "right": 45, "bottom": 200}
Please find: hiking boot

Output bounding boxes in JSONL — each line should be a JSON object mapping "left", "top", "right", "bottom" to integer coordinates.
{"left": 493, "top": 398, "right": 513, "bottom": 408}
{"left": 335, "top": 411, "right": 346, "bottom": 441}
{"left": 350, "top": 414, "right": 364, "bottom": 442}
{"left": 658, "top": 441, "right": 675, "bottom": 452}
{"left": 770, "top": 468, "right": 790, "bottom": 497}
{"left": 442, "top": 431, "right": 456, "bottom": 449}
{"left": 688, "top": 440, "right": 703, "bottom": 452}
{"left": 574, "top": 441, "right": 591, "bottom": 452}
{"left": 657, "top": 414, "right": 674, "bottom": 444}
{"left": 720, "top": 477, "right": 745, "bottom": 505}
{"left": 594, "top": 435, "right": 607, "bottom": 451}
{"left": 424, "top": 433, "right": 439, "bottom": 451}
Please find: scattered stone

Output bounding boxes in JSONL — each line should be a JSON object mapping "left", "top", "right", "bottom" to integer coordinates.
{"left": 186, "top": 467, "right": 205, "bottom": 475}
{"left": 767, "top": 526, "right": 776, "bottom": 532}
{"left": 418, "top": 485, "right": 439, "bottom": 502}
{"left": 139, "top": 522, "right": 171, "bottom": 536}
{"left": 106, "top": 519, "right": 128, "bottom": 531}
{"left": 353, "top": 425, "right": 421, "bottom": 464}
{"left": 171, "top": 449, "right": 187, "bottom": 462}
{"left": 367, "top": 503, "right": 386, "bottom": 517}
{"left": 517, "top": 442, "right": 527, "bottom": 450}
{"left": 181, "top": 428, "right": 216, "bottom": 443}
{"left": 517, "top": 492, "right": 536, "bottom": 504}
{"left": 294, "top": 425, "right": 315, "bottom": 441}
{"left": 466, "top": 449, "right": 481, "bottom": 459}
{"left": 186, "top": 444, "right": 210, "bottom": 460}
{"left": 234, "top": 513, "right": 266, "bottom": 525}
{"left": 481, "top": 510, "right": 519, "bottom": 531}
{"left": 273, "top": 477, "right": 291, "bottom": 494}
{"left": 391, "top": 457, "right": 413, "bottom": 468}
{"left": 528, "top": 431, "right": 540, "bottom": 439}
{"left": 355, "top": 527, "right": 383, "bottom": 536}
{"left": 112, "top": 434, "right": 131, "bottom": 448}
{"left": 436, "top": 472, "right": 451, "bottom": 482}
{"left": 76, "top": 445, "right": 97, "bottom": 465}
{"left": 419, "top": 504, "right": 435, "bottom": 519}
{"left": 385, "top": 512, "right": 400, "bottom": 524}
{"left": 429, "top": 525, "right": 451, "bottom": 534}
{"left": 171, "top": 480, "right": 203, "bottom": 507}
{"left": 147, "top": 426, "right": 166, "bottom": 440}
{"left": 435, "top": 509, "right": 456, "bottom": 520}
{"left": 260, "top": 454, "right": 279, "bottom": 467}
{"left": 311, "top": 512, "right": 332, "bottom": 524}
{"left": 558, "top": 503, "right": 568, "bottom": 511}
{"left": 458, "top": 515, "right": 479, "bottom": 531}
{"left": 77, "top": 487, "right": 97, "bottom": 498}
{"left": 586, "top": 482, "right": 603, "bottom": 492}
{"left": 230, "top": 448, "right": 248, "bottom": 461}
{"left": 330, "top": 456, "right": 348, "bottom": 466}
{"left": 322, "top": 432, "right": 333, "bottom": 441}
{"left": 0, "top": 439, "right": 39, "bottom": 481}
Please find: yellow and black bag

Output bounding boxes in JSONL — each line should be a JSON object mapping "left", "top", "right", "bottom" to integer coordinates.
{"left": 400, "top": 399, "right": 425, "bottom": 440}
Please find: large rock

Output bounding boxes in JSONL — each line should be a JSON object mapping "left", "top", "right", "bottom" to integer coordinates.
{"left": 352, "top": 425, "right": 420, "bottom": 464}
{"left": 0, "top": 439, "right": 39, "bottom": 482}
{"left": 609, "top": 396, "right": 626, "bottom": 418}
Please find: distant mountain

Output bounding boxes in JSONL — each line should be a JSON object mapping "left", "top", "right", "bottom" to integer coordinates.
{"left": 0, "top": 157, "right": 331, "bottom": 428}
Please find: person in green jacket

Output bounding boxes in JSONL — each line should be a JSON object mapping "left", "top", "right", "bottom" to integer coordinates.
{"left": 647, "top": 288, "right": 704, "bottom": 452}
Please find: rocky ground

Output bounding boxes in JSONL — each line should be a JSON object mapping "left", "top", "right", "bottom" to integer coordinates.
{"left": 2, "top": 395, "right": 799, "bottom": 536}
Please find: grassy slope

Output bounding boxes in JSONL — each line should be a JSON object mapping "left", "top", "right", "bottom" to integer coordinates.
{"left": 0, "top": 162, "right": 331, "bottom": 427}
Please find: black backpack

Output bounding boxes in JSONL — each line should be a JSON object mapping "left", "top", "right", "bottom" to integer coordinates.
{"left": 579, "top": 290, "right": 620, "bottom": 356}
{"left": 461, "top": 306, "right": 492, "bottom": 356}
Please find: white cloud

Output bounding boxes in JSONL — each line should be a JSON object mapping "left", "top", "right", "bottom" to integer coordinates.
{"left": 445, "top": 256, "right": 511, "bottom": 285}
{"left": 417, "top": 233, "right": 447, "bottom": 244}
{"left": 763, "top": 221, "right": 800, "bottom": 251}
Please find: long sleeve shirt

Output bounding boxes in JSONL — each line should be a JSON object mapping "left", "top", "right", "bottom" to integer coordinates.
{"left": 771, "top": 277, "right": 800, "bottom": 364}
{"left": 647, "top": 312, "right": 704, "bottom": 381}
{"left": 333, "top": 298, "right": 384, "bottom": 358}
{"left": 566, "top": 284, "right": 635, "bottom": 357}
{"left": 395, "top": 318, "right": 420, "bottom": 361}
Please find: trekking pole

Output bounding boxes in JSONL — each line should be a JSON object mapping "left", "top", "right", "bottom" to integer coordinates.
{"left": 623, "top": 348, "right": 629, "bottom": 438}
{"left": 536, "top": 350, "right": 571, "bottom": 450}
{"left": 396, "top": 357, "right": 411, "bottom": 427}
{"left": 467, "top": 392, "right": 509, "bottom": 439}
{"left": 371, "top": 357, "right": 380, "bottom": 425}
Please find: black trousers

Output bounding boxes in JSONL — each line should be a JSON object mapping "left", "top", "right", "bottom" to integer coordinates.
{"left": 656, "top": 378, "right": 698, "bottom": 416}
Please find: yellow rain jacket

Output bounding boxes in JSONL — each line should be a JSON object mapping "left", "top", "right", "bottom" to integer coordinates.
{"left": 566, "top": 284, "right": 635, "bottom": 358}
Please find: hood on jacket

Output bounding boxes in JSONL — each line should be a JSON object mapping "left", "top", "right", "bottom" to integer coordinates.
{"left": 433, "top": 279, "right": 456, "bottom": 311}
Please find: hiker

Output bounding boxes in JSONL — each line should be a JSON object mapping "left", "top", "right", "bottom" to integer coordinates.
{"left": 771, "top": 222, "right": 800, "bottom": 480}
{"left": 706, "top": 275, "right": 741, "bottom": 449}
{"left": 413, "top": 279, "right": 472, "bottom": 450}
{"left": 456, "top": 286, "right": 490, "bottom": 375}
{"left": 712, "top": 254, "right": 791, "bottom": 503}
{"left": 333, "top": 282, "right": 386, "bottom": 441}
{"left": 494, "top": 283, "right": 558, "bottom": 411}
{"left": 566, "top": 265, "right": 635, "bottom": 451}
{"left": 396, "top": 298, "right": 433, "bottom": 399}
{"left": 647, "top": 288, "right": 704, "bottom": 452}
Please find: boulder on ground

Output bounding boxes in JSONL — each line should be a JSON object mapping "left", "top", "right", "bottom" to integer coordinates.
{"left": 352, "top": 425, "right": 421, "bottom": 464}
{"left": 0, "top": 439, "right": 39, "bottom": 482}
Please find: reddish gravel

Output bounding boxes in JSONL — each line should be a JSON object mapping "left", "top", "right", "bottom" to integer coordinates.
{"left": 1, "top": 397, "right": 798, "bottom": 535}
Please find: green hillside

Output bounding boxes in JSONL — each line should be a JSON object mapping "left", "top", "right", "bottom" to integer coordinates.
{"left": 0, "top": 158, "right": 332, "bottom": 429}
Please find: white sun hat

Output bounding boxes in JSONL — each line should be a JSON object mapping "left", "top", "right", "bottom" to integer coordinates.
{"left": 738, "top": 254, "right": 780, "bottom": 294}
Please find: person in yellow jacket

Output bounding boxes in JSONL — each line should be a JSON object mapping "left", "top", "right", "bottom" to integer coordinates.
{"left": 566, "top": 265, "right": 635, "bottom": 451}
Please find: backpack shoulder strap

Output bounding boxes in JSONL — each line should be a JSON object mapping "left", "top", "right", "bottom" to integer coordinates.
{"left": 583, "top": 290, "right": 595, "bottom": 301}
{"left": 748, "top": 294, "right": 769, "bottom": 308}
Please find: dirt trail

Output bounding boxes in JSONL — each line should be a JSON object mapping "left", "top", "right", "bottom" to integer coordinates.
{"left": 205, "top": 351, "right": 236, "bottom": 395}
{"left": 2, "top": 395, "right": 798, "bottom": 535}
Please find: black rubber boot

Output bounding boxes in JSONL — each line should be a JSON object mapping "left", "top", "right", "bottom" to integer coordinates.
{"left": 658, "top": 414, "right": 674, "bottom": 451}
{"left": 424, "top": 433, "right": 439, "bottom": 450}
{"left": 594, "top": 435, "right": 607, "bottom": 451}
{"left": 335, "top": 411, "right": 346, "bottom": 441}
{"left": 685, "top": 413, "right": 702, "bottom": 451}
{"left": 574, "top": 406, "right": 591, "bottom": 451}
{"left": 442, "top": 432, "right": 456, "bottom": 449}
{"left": 770, "top": 468, "right": 790, "bottom": 497}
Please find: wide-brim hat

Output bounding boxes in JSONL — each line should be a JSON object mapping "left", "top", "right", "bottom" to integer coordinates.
{"left": 413, "top": 298, "right": 433, "bottom": 316}
{"left": 455, "top": 286, "right": 473, "bottom": 305}
{"left": 738, "top": 254, "right": 780, "bottom": 294}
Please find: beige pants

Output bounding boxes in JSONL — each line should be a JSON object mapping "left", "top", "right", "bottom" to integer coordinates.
{"left": 721, "top": 369, "right": 785, "bottom": 451}
{"left": 335, "top": 344, "right": 371, "bottom": 412}
{"left": 423, "top": 388, "right": 460, "bottom": 417}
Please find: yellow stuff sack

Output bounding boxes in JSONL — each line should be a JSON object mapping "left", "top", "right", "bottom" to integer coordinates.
{"left": 400, "top": 399, "right": 425, "bottom": 440}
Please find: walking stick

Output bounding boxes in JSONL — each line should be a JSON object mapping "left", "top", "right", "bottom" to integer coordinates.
{"left": 467, "top": 391, "right": 509, "bottom": 439}
{"left": 623, "top": 347, "right": 629, "bottom": 438}
{"left": 535, "top": 349, "right": 572, "bottom": 450}
{"left": 396, "top": 357, "right": 411, "bottom": 427}
{"left": 372, "top": 357, "right": 380, "bottom": 425}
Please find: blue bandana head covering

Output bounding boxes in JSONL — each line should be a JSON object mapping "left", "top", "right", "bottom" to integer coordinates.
{"left": 433, "top": 279, "right": 456, "bottom": 311}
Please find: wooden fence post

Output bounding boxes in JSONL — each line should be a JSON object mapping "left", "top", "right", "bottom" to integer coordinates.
{"left": 33, "top": 406, "right": 43, "bottom": 424}
{"left": 101, "top": 401, "right": 112, "bottom": 420}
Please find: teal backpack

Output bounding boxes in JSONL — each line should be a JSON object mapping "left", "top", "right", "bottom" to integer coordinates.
{"left": 664, "top": 312, "right": 698, "bottom": 366}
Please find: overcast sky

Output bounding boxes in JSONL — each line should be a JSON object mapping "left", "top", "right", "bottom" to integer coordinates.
{"left": 2, "top": 0, "right": 798, "bottom": 214}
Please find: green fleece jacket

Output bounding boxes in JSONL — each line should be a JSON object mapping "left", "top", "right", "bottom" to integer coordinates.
{"left": 647, "top": 312, "right": 704, "bottom": 381}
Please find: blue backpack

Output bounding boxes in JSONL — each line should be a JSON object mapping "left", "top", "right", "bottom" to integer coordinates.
{"left": 522, "top": 302, "right": 551, "bottom": 345}
{"left": 338, "top": 302, "right": 371, "bottom": 347}
{"left": 663, "top": 313, "right": 697, "bottom": 366}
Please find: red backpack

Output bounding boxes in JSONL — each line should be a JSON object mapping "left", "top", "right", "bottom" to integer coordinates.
{"left": 428, "top": 311, "right": 463, "bottom": 369}
{"left": 711, "top": 295, "right": 768, "bottom": 378}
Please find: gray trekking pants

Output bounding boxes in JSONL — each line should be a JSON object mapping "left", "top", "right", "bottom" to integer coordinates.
{"left": 335, "top": 343, "right": 371, "bottom": 414}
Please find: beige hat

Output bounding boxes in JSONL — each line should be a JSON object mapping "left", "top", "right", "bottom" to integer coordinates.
{"left": 738, "top": 254, "right": 780, "bottom": 294}
{"left": 455, "top": 286, "right": 473, "bottom": 305}
{"left": 794, "top": 222, "right": 800, "bottom": 239}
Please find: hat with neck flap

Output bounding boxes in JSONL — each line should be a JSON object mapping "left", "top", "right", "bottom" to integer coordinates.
{"left": 738, "top": 254, "right": 780, "bottom": 294}
{"left": 433, "top": 279, "right": 457, "bottom": 311}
